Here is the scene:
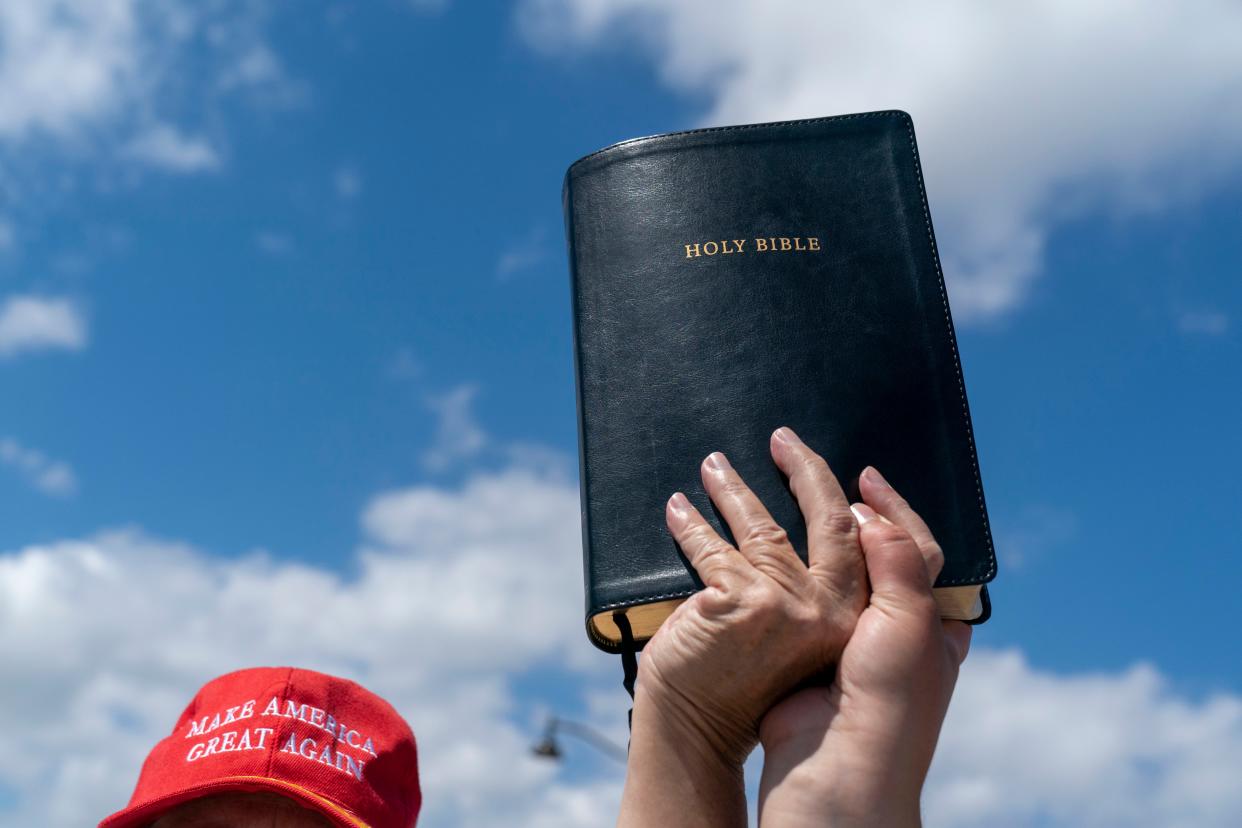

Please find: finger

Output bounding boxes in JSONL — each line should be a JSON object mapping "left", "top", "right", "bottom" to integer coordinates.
{"left": 850, "top": 502, "right": 935, "bottom": 609}
{"left": 700, "top": 451, "right": 802, "bottom": 575}
{"left": 859, "top": 466, "right": 945, "bottom": 584}
{"left": 769, "top": 427, "right": 858, "bottom": 578}
{"left": 666, "top": 491, "right": 745, "bottom": 586}
{"left": 942, "top": 620, "right": 973, "bottom": 666}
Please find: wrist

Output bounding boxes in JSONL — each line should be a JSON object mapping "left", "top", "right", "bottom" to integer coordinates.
{"left": 631, "top": 681, "right": 752, "bottom": 774}
{"left": 759, "top": 750, "right": 922, "bottom": 828}
{"left": 618, "top": 683, "right": 748, "bottom": 828}
{"left": 634, "top": 663, "right": 758, "bottom": 766}
{"left": 762, "top": 799, "right": 921, "bottom": 828}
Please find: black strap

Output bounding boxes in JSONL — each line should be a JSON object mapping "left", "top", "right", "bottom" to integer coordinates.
{"left": 614, "top": 611, "right": 638, "bottom": 736}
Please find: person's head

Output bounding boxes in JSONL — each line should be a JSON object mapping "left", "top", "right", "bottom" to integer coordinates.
{"left": 99, "top": 667, "right": 421, "bottom": 828}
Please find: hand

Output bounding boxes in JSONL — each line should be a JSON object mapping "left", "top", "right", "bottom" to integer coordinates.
{"left": 642, "top": 426, "right": 869, "bottom": 763}
{"left": 757, "top": 466, "right": 972, "bottom": 828}
{"left": 617, "top": 427, "right": 868, "bottom": 828}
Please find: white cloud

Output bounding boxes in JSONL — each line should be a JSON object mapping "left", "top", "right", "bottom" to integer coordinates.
{"left": 420, "top": 383, "right": 489, "bottom": 472}
{"left": 335, "top": 164, "right": 363, "bottom": 200}
{"left": 0, "top": 2, "right": 141, "bottom": 142}
{"left": 388, "top": 346, "right": 425, "bottom": 381}
{"left": 928, "top": 649, "right": 1242, "bottom": 827}
{"left": 994, "top": 504, "right": 1078, "bottom": 570}
{"left": 501, "top": 441, "right": 577, "bottom": 485}
{"left": 1, "top": 457, "right": 1241, "bottom": 825}
{"left": 520, "top": 0, "right": 1242, "bottom": 320}
{"left": 217, "top": 43, "right": 283, "bottom": 91}
{"left": 0, "top": 437, "right": 79, "bottom": 497}
{"left": 122, "top": 123, "right": 220, "bottom": 173}
{"left": 255, "top": 230, "right": 295, "bottom": 256}
{"left": 1178, "top": 309, "right": 1229, "bottom": 336}
{"left": 0, "top": 1, "right": 286, "bottom": 184}
{"left": 497, "top": 226, "right": 549, "bottom": 281}
{"left": 0, "top": 295, "right": 88, "bottom": 358}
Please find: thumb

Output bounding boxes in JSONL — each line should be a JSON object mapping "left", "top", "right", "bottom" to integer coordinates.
{"left": 851, "top": 503, "right": 934, "bottom": 609}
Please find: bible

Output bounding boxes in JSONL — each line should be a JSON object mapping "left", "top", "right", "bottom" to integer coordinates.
{"left": 563, "top": 111, "right": 997, "bottom": 653}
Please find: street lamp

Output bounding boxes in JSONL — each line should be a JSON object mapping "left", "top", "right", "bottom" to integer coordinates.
{"left": 531, "top": 716, "right": 627, "bottom": 764}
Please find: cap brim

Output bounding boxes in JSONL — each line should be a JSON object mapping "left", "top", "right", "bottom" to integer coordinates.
{"left": 98, "top": 775, "right": 370, "bottom": 828}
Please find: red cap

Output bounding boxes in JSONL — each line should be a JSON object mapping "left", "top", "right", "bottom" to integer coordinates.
{"left": 100, "top": 667, "right": 421, "bottom": 828}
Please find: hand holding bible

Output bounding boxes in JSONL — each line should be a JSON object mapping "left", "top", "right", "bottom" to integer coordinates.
{"left": 618, "top": 436, "right": 971, "bottom": 828}
{"left": 637, "top": 425, "right": 869, "bottom": 764}
{"left": 618, "top": 426, "right": 872, "bottom": 828}
{"left": 756, "top": 467, "right": 973, "bottom": 827}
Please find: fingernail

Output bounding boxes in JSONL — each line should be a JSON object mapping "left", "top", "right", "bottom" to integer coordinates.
{"left": 704, "top": 451, "right": 730, "bottom": 472}
{"left": 773, "top": 426, "right": 801, "bottom": 445}
{"left": 850, "top": 502, "right": 878, "bottom": 525}
{"left": 862, "top": 466, "right": 892, "bottom": 490}
{"left": 668, "top": 492, "right": 691, "bottom": 517}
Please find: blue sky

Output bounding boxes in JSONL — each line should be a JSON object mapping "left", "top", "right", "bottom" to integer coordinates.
{"left": 2, "top": 2, "right": 1241, "bottom": 826}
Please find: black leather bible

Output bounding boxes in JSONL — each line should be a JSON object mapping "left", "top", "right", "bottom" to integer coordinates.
{"left": 563, "top": 111, "right": 997, "bottom": 653}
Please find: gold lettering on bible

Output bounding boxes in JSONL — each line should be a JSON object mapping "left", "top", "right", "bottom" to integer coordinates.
{"left": 684, "top": 237, "right": 822, "bottom": 258}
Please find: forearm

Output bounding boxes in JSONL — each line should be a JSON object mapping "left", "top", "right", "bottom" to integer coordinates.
{"left": 617, "top": 684, "right": 748, "bottom": 828}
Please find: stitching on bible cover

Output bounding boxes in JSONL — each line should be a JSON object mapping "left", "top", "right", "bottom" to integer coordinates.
{"left": 899, "top": 111, "right": 997, "bottom": 585}
{"left": 594, "top": 589, "right": 698, "bottom": 613}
